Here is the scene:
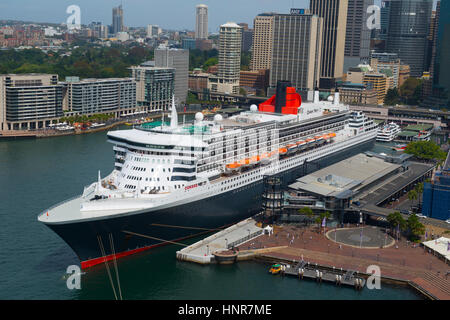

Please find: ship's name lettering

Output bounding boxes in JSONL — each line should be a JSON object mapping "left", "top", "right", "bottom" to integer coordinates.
{"left": 185, "top": 184, "right": 198, "bottom": 190}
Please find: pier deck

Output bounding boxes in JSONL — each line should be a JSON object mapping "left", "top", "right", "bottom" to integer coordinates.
{"left": 176, "top": 218, "right": 263, "bottom": 264}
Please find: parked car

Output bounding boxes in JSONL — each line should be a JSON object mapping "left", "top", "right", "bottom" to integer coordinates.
{"left": 416, "top": 214, "right": 427, "bottom": 219}
{"left": 445, "top": 219, "right": 450, "bottom": 224}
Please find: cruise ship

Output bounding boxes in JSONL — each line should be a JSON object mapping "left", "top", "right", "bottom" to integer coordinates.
{"left": 38, "top": 87, "right": 378, "bottom": 269}
{"left": 376, "top": 122, "right": 401, "bottom": 142}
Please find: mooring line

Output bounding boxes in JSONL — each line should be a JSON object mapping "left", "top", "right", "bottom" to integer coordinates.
{"left": 150, "top": 223, "right": 226, "bottom": 231}
{"left": 97, "top": 235, "right": 118, "bottom": 300}
{"left": 122, "top": 230, "right": 188, "bottom": 247}
{"left": 109, "top": 233, "right": 123, "bottom": 300}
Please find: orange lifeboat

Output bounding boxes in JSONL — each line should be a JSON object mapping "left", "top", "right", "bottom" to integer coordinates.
{"left": 225, "top": 162, "right": 241, "bottom": 173}
{"left": 329, "top": 132, "right": 336, "bottom": 138}
{"left": 279, "top": 147, "right": 288, "bottom": 155}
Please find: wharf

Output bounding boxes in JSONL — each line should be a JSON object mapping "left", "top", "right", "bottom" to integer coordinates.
{"left": 276, "top": 260, "right": 366, "bottom": 289}
{"left": 176, "top": 218, "right": 264, "bottom": 264}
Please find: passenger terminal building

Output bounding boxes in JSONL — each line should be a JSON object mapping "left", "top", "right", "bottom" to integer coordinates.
{"left": 286, "top": 152, "right": 408, "bottom": 215}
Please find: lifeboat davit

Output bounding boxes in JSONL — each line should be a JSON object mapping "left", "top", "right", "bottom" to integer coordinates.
{"left": 286, "top": 143, "right": 297, "bottom": 154}
{"left": 305, "top": 138, "right": 315, "bottom": 147}
{"left": 315, "top": 135, "right": 325, "bottom": 145}
{"left": 260, "top": 152, "right": 271, "bottom": 165}
{"left": 296, "top": 140, "right": 306, "bottom": 151}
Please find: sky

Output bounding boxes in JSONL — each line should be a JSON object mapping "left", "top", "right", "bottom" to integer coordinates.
{"left": 1, "top": 0, "right": 384, "bottom": 32}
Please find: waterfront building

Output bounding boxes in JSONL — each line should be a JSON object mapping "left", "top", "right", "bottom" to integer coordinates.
{"left": 215, "top": 22, "right": 242, "bottom": 95}
{"left": 422, "top": 151, "right": 450, "bottom": 221}
{"left": 0, "top": 74, "right": 63, "bottom": 131}
{"left": 130, "top": 66, "right": 175, "bottom": 112}
{"left": 250, "top": 14, "right": 275, "bottom": 71}
{"left": 155, "top": 47, "right": 189, "bottom": 104}
{"left": 269, "top": 13, "right": 323, "bottom": 94}
{"left": 287, "top": 152, "right": 401, "bottom": 214}
{"left": 386, "top": 0, "right": 433, "bottom": 77}
{"left": 64, "top": 77, "right": 136, "bottom": 116}
{"left": 112, "top": 5, "right": 124, "bottom": 35}
{"left": 344, "top": 0, "right": 374, "bottom": 72}
{"left": 195, "top": 4, "right": 208, "bottom": 40}
{"left": 310, "top": 0, "right": 348, "bottom": 88}
{"left": 189, "top": 72, "right": 210, "bottom": 90}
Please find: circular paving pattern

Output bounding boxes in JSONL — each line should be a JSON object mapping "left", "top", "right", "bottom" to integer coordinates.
{"left": 326, "top": 226, "right": 395, "bottom": 249}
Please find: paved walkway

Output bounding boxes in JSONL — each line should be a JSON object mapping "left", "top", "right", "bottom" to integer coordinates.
{"left": 238, "top": 225, "right": 450, "bottom": 299}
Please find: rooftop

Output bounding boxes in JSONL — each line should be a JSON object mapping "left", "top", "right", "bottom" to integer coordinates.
{"left": 289, "top": 153, "right": 401, "bottom": 198}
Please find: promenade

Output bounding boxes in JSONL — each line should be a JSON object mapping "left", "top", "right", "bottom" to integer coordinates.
{"left": 239, "top": 224, "right": 450, "bottom": 299}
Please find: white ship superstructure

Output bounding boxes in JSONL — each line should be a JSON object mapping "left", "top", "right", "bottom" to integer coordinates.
{"left": 376, "top": 122, "right": 401, "bottom": 142}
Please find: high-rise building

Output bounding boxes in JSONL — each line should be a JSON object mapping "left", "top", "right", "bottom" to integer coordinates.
{"left": 0, "top": 74, "right": 64, "bottom": 131}
{"left": 269, "top": 13, "right": 323, "bottom": 93}
{"left": 130, "top": 66, "right": 175, "bottom": 112}
{"left": 155, "top": 47, "right": 189, "bottom": 104}
{"left": 433, "top": 0, "right": 450, "bottom": 95}
{"left": 195, "top": 4, "right": 208, "bottom": 39}
{"left": 90, "top": 22, "right": 108, "bottom": 39}
{"left": 380, "top": 0, "right": 391, "bottom": 41}
{"left": 250, "top": 14, "right": 275, "bottom": 71}
{"left": 238, "top": 23, "right": 253, "bottom": 52}
{"left": 344, "top": 0, "right": 374, "bottom": 72}
{"left": 386, "top": 0, "right": 433, "bottom": 77}
{"left": 64, "top": 77, "right": 136, "bottom": 115}
{"left": 310, "top": 0, "right": 348, "bottom": 88}
{"left": 214, "top": 22, "right": 242, "bottom": 94}
{"left": 370, "top": 52, "right": 410, "bottom": 88}
{"left": 147, "top": 25, "right": 161, "bottom": 38}
{"left": 112, "top": 5, "right": 124, "bottom": 35}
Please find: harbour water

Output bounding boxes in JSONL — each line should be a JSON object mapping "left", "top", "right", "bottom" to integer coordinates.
{"left": 0, "top": 128, "right": 421, "bottom": 300}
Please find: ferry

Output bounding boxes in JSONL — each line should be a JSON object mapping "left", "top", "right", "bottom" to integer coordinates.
{"left": 376, "top": 122, "right": 401, "bottom": 142}
{"left": 38, "top": 87, "right": 378, "bottom": 269}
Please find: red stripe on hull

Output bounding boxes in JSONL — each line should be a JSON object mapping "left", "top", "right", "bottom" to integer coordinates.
{"left": 81, "top": 241, "right": 166, "bottom": 269}
{"left": 80, "top": 227, "right": 229, "bottom": 269}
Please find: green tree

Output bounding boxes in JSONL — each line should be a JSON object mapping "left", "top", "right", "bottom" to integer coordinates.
{"left": 399, "top": 77, "right": 422, "bottom": 105}
{"left": 404, "top": 141, "right": 447, "bottom": 162}
{"left": 406, "top": 214, "right": 425, "bottom": 241}
{"left": 298, "top": 207, "right": 314, "bottom": 225}
{"left": 408, "top": 189, "right": 418, "bottom": 209}
{"left": 386, "top": 211, "right": 407, "bottom": 231}
{"left": 384, "top": 88, "right": 401, "bottom": 106}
